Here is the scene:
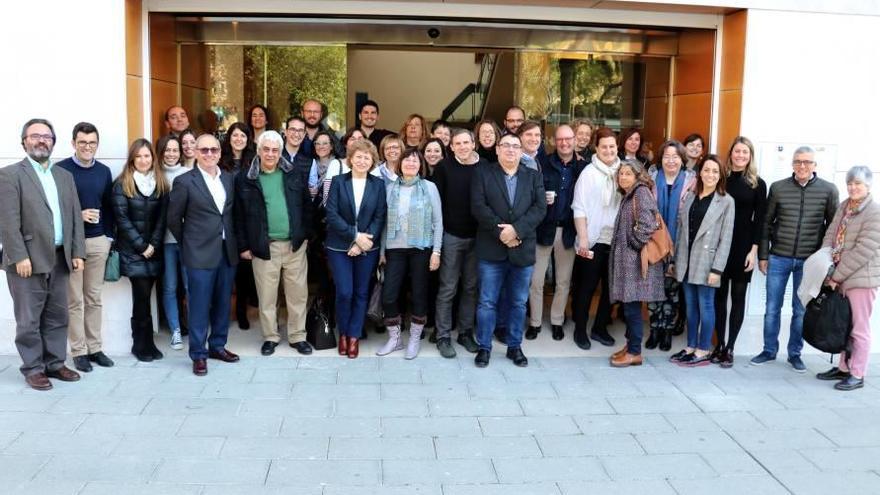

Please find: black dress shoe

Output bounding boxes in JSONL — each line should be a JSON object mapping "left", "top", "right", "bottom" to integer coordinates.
{"left": 506, "top": 347, "right": 529, "bottom": 367}
{"left": 193, "top": 359, "right": 208, "bottom": 376}
{"left": 573, "top": 329, "right": 592, "bottom": 350}
{"left": 208, "top": 349, "right": 240, "bottom": 363}
{"left": 456, "top": 332, "right": 479, "bottom": 353}
{"left": 669, "top": 349, "right": 688, "bottom": 362}
{"left": 551, "top": 325, "right": 564, "bottom": 341}
{"left": 88, "top": 352, "right": 114, "bottom": 367}
{"left": 475, "top": 349, "right": 490, "bottom": 368}
{"left": 525, "top": 326, "right": 541, "bottom": 340}
{"left": 261, "top": 341, "right": 278, "bottom": 356}
{"left": 834, "top": 375, "right": 865, "bottom": 391}
{"left": 73, "top": 356, "right": 92, "bottom": 373}
{"left": 645, "top": 331, "right": 659, "bottom": 350}
{"left": 817, "top": 367, "right": 851, "bottom": 381}
{"left": 494, "top": 327, "right": 507, "bottom": 345}
{"left": 590, "top": 329, "right": 615, "bottom": 347}
{"left": 290, "top": 341, "right": 313, "bottom": 355}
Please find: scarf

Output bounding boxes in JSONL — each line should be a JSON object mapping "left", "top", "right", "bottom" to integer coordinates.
{"left": 591, "top": 154, "right": 620, "bottom": 206}
{"left": 655, "top": 169, "right": 686, "bottom": 243}
{"left": 387, "top": 176, "right": 433, "bottom": 248}
{"left": 831, "top": 195, "right": 871, "bottom": 265}
{"left": 133, "top": 170, "right": 156, "bottom": 197}
{"left": 309, "top": 158, "right": 333, "bottom": 189}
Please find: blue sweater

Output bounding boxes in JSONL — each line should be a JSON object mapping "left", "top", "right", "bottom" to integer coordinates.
{"left": 57, "top": 157, "right": 115, "bottom": 239}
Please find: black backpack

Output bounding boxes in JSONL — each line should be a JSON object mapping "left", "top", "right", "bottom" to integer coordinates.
{"left": 803, "top": 287, "right": 853, "bottom": 355}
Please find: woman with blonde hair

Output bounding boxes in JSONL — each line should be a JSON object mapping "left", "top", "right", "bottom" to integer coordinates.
{"left": 400, "top": 114, "right": 428, "bottom": 148}
{"left": 112, "top": 139, "right": 169, "bottom": 362}
{"left": 372, "top": 134, "right": 404, "bottom": 185}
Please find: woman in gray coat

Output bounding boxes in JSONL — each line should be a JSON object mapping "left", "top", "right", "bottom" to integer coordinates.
{"left": 608, "top": 159, "right": 665, "bottom": 367}
{"left": 816, "top": 166, "right": 880, "bottom": 390}
{"left": 670, "top": 155, "right": 735, "bottom": 367}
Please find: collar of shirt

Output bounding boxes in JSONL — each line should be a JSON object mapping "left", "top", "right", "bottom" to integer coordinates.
{"left": 198, "top": 164, "right": 222, "bottom": 181}
{"left": 27, "top": 155, "right": 53, "bottom": 173}
{"left": 71, "top": 155, "right": 96, "bottom": 168}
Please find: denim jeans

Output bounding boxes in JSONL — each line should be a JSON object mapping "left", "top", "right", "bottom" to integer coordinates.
{"left": 186, "top": 257, "right": 236, "bottom": 361}
{"left": 327, "top": 248, "right": 379, "bottom": 339}
{"left": 762, "top": 254, "right": 805, "bottom": 358}
{"left": 476, "top": 260, "right": 533, "bottom": 352}
{"left": 623, "top": 302, "right": 645, "bottom": 354}
{"left": 162, "top": 243, "right": 188, "bottom": 331}
{"left": 682, "top": 282, "right": 716, "bottom": 351}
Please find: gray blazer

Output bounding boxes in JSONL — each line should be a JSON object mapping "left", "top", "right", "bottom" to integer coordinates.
{"left": 674, "top": 191, "right": 735, "bottom": 287}
{"left": 0, "top": 158, "right": 85, "bottom": 274}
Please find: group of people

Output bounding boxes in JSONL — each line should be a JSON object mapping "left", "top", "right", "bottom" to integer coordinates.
{"left": 2, "top": 101, "right": 877, "bottom": 393}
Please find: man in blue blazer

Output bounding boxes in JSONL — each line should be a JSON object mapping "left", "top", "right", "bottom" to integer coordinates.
{"left": 167, "top": 134, "right": 240, "bottom": 376}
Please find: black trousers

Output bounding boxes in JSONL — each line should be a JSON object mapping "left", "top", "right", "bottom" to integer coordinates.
{"left": 572, "top": 243, "right": 611, "bottom": 333}
{"left": 130, "top": 276, "right": 157, "bottom": 321}
{"left": 715, "top": 275, "right": 749, "bottom": 350}
{"left": 382, "top": 248, "right": 432, "bottom": 322}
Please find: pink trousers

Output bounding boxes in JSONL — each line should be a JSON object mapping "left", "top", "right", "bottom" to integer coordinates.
{"left": 839, "top": 287, "right": 877, "bottom": 378}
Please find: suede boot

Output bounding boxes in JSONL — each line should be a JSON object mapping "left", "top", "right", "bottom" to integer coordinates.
{"left": 376, "top": 324, "right": 404, "bottom": 356}
{"left": 406, "top": 323, "right": 424, "bottom": 360}
{"left": 131, "top": 318, "right": 153, "bottom": 362}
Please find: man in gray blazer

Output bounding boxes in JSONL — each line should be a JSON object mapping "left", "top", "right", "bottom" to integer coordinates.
{"left": 167, "top": 133, "right": 240, "bottom": 376}
{"left": 0, "top": 119, "right": 86, "bottom": 390}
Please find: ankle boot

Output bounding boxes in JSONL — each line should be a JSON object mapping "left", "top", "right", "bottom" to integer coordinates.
{"left": 659, "top": 328, "right": 672, "bottom": 352}
{"left": 131, "top": 318, "right": 153, "bottom": 362}
{"left": 645, "top": 330, "right": 659, "bottom": 350}
{"left": 406, "top": 323, "right": 424, "bottom": 360}
{"left": 376, "top": 324, "right": 404, "bottom": 356}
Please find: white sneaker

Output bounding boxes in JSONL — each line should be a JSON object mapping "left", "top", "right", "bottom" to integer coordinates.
{"left": 170, "top": 330, "right": 184, "bottom": 350}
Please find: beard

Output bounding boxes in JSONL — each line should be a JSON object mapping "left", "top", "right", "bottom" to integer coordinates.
{"left": 27, "top": 145, "right": 51, "bottom": 163}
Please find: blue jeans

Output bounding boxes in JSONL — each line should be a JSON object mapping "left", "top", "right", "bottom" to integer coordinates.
{"left": 762, "top": 254, "right": 805, "bottom": 357}
{"left": 682, "top": 282, "right": 716, "bottom": 351}
{"left": 327, "top": 249, "right": 379, "bottom": 339}
{"left": 623, "top": 302, "right": 644, "bottom": 354}
{"left": 476, "top": 260, "right": 533, "bottom": 352}
{"left": 186, "top": 257, "right": 236, "bottom": 360}
{"left": 162, "top": 243, "right": 188, "bottom": 331}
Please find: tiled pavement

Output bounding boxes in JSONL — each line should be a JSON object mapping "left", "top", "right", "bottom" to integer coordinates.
{"left": 1, "top": 351, "right": 879, "bottom": 495}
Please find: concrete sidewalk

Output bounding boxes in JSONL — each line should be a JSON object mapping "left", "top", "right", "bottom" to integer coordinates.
{"left": 0, "top": 351, "right": 878, "bottom": 495}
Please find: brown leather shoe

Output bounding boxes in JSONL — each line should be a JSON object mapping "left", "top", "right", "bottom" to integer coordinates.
{"left": 610, "top": 352, "right": 643, "bottom": 368}
{"left": 25, "top": 372, "right": 52, "bottom": 391}
{"left": 46, "top": 366, "right": 81, "bottom": 382}
{"left": 612, "top": 345, "right": 628, "bottom": 360}
{"left": 208, "top": 349, "right": 240, "bottom": 363}
{"left": 193, "top": 359, "right": 208, "bottom": 376}
{"left": 338, "top": 334, "right": 349, "bottom": 356}
{"left": 347, "top": 337, "right": 359, "bottom": 359}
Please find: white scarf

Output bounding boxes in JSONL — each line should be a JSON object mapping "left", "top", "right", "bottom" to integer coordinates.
{"left": 134, "top": 170, "right": 157, "bottom": 197}
{"left": 591, "top": 154, "right": 620, "bottom": 206}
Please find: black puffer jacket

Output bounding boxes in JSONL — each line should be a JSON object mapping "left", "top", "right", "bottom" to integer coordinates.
{"left": 111, "top": 180, "right": 168, "bottom": 278}
{"left": 759, "top": 174, "right": 838, "bottom": 260}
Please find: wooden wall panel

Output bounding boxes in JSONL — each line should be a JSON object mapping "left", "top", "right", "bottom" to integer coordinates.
{"left": 717, "top": 10, "right": 747, "bottom": 160}
{"left": 150, "top": 13, "right": 177, "bottom": 84}
{"left": 180, "top": 44, "right": 208, "bottom": 89}
{"left": 670, "top": 28, "right": 714, "bottom": 148}
{"left": 151, "top": 80, "right": 177, "bottom": 140}
{"left": 126, "top": 75, "right": 144, "bottom": 140}
{"left": 671, "top": 93, "right": 711, "bottom": 143}
{"left": 717, "top": 89, "right": 742, "bottom": 159}
{"left": 643, "top": 96, "right": 668, "bottom": 156}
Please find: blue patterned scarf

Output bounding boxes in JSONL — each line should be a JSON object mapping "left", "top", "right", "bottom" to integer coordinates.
{"left": 387, "top": 176, "right": 433, "bottom": 248}
{"left": 656, "top": 169, "right": 685, "bottom": 243}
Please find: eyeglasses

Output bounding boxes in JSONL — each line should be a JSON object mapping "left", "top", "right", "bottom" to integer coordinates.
{"left": 555, "top": 136, "right": 574, "bottom": 142}
{"left": 792, "top": 160, "right": 815, "bottom": 167}
{"left": 498, "top": 143, "right": 522, "bottom": 150}
{"left": 287, "top": 128, "right": 306, "bottom": 134}
{"left": 260, "top": 147, "right": 280, "bottom": 155}
{"left": 27, "top": 133, "right": 54, "bottom": 142}
{"left": 197, "top": 147, "right": 221, "bottom": 155}
{"left": 75, "top": 141, "right": 98, "bottom": 148}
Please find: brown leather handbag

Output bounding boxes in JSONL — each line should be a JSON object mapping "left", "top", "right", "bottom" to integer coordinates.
{"left": 633, "top": 192, "right": 674, "bottom": 278}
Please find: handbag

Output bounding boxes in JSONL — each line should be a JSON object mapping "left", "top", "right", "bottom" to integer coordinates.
{"left": 803, "top": 286, "right": 853, "bottom": 355}
{"left": 104, "top": 248, "right": 121, "bottom": 282}
{"left": 366, "top": 267, "right": 384, "bottom": 325}
{"left": 633, "top": 191, "right": 674, "bottom": 278}
{"left": 306, "top": 298, "right": 336, "bottom": 350}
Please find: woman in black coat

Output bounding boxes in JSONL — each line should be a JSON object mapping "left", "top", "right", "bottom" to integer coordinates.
{"left": 112, "top": 138, "right": 169, "bottom": 362}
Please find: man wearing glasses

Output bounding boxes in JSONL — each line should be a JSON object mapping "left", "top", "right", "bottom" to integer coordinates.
{"left": 167, "top": 134, "right": 240, "bottom": 376}
{"left": 282, "top": 116, "right": 313, "bottom": 182}
{"left": 235, "top": 131, "right": 314, "bottom": 356}
{"left": 753, "top": 146, "right": 838, "bottom": 371}
{"left": 470, "top": 133, "right": 546, "bottom": 368}
{"left": 57, "top": 122, "right": 115, "bottom": 372}
{"left": 0, "top": 119, "right": 85, "bottom": 390}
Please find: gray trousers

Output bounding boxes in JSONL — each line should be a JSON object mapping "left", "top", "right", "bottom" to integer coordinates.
{"left": 6, "top": 249, "right": 70, "bottom": 376}
{"left": 435, "top": 232, "right": 478, "bottom": 339}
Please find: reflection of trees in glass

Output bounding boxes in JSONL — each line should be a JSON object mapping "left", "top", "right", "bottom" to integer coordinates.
{"left": 516, "top": 52, "right": 624, "bottom": 124}
{"left": 210, "top": 45, "right": 347, "bottom": 132}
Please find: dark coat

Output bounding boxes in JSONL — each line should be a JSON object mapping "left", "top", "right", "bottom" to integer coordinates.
{"left": 470, "top": 162, "right": 546, "bottom": 267}
{"left": 234, "top": 156, "right": 313, "bottom": 260}
{"left": 111, "top": 180, "right": 168, "bottom": 278}
{"left": 536, "top": 152, "right": 587, "bottom": 248}
{"left": 609, "top": 183, "right": 665, "bottom": 303}
{"left": 166, "top": 167, "right": 239, "bottom": 270}
{"left": 324, "top": 172, "right": 387, "bottom": 252}
{"left": 759, "top": 173, "right": 838, "bottom": 260}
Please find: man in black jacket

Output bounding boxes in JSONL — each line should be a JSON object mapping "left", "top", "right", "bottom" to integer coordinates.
{"left": 235, "top": 130, "right": 314, "bottom": 356}
{"left": 470, "top": 133, "right": 546, "bottom": 368}
{"left": 753, "top": 145, "right": 838, "bottom": 372}
{"left": 167, "top": 134, "right": 240, "bottom": 376}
